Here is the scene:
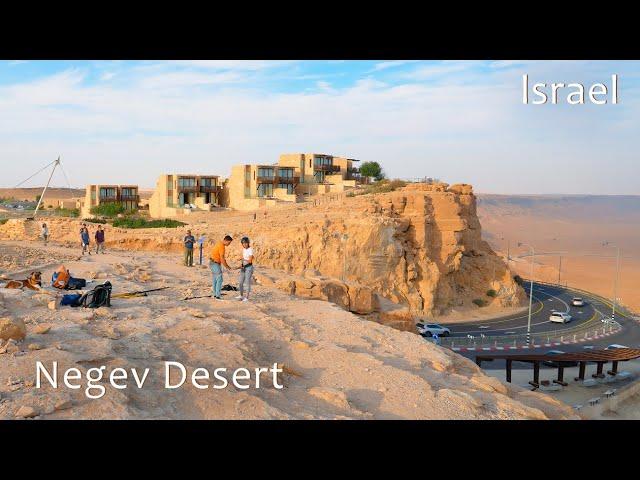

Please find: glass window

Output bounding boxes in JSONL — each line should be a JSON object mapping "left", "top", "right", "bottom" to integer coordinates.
{"left": 178, "top": 178, "right": 196, "bottom": 187}
{"left": 278, "top": 168, "right": 293, "bottom": 178}
{"left": 258, "top": 167, "right": 274, "bottom": 178}
{"left": 278, "top": 183, "right": 295, "bottom": 194}
{"left": 257, "top": 183, "right": 273, "bottom": 197}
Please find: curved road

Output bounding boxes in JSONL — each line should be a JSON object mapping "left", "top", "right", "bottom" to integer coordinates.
{"left": 442, "top": 283, "right": 603, "bottom": 338}
{"left": 431, "top": 283, "right": 640, "bottom": 365}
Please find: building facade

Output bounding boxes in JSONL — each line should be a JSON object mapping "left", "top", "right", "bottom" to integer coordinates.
{"left": 278, "top": 153, "right": 360, "bottom": 195}
{"left": 149, "top": 174, "right": 223, "bottom": 218}
{"left": 226, "top": 164, "right": 300, "bottom": 211}
{"left": 81, "top": 184, "right": 139, "bottom": 218}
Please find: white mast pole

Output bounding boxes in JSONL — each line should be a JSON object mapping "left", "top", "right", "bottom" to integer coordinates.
{"left": 33, "top": 157, "right": 60, "bottom": 219}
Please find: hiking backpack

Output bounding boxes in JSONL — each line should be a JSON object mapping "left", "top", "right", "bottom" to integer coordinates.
{"left": 77, "top": 282, "right": 112, "bottom": 308}
{"left": 51, "top": 265, "right": 71, "bottom": 289}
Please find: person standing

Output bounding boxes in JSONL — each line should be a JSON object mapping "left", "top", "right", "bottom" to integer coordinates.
{"left": 41, "top": 223, "right": 49, "bottom": 245}
{"left": 235, "top": 236, "right": 254, "bottom": 302}
{"left": 80, "top": 225, "right": 91, "bottom": 255}
{"left": 184, "top": 230, "right": 196, "bottom": 267}
{"left": 95, "top": 225, "right": 105, "bottom": 254}
{"left": 209, "top": 235, "right": 233, "bottom": 300}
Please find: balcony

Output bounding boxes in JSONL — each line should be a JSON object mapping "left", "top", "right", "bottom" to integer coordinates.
{"left": 98, "top": 195, "right": 118, "bottom": 202}
{"left": 277, "top": 175, "right": 300, "bottom": 184}
{"left": 177, "top": 185, "right": 198, "bottom": 193}
{"left": 199, "top": 185, "right": 222, "bottom": 193}
{"left": 314, "top": 164, "right": 340, "bottom": 173}
{"left": 120, "top": 194, "right": 140, "bottom": 202}
{"left": 257, "top": 175, "right": 277, "bottom": 183}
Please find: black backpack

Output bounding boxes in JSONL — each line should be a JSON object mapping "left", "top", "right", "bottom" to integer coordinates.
{"left": 77, "top": 281, "right": 112, "bottom": 308}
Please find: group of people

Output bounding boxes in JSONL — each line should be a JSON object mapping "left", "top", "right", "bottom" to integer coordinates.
{"left": 80, "top": 223, "right": 106, "bottom": 255}
{"left": 183, "top": 231, "right": 254, "bottom": 302}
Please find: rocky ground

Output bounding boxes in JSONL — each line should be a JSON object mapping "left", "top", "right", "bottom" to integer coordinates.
{"left": 0, "top": 241, "right": 578, "bottom": 420}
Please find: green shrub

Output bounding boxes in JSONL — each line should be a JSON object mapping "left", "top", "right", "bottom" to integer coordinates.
{"left": 472, "top": 298, "right": 487, "bottom": 307}
{"left": 90, "top": 203, "right": 128, "bottom": 217}
{"left": 358, "top": 179, "right": 407, "bottom": 196}
{"left": 112, "top": 218, "right": 186, "bottom": 229}
{"left": 486, "top": 289, "right": 497, "bottom": 298}
{"left": 0, "top": 218, "right": 8, "bottom": 225}
{"left": 83, "top": 218, "right": 108, "bottom": 224}
{"left": 55, "top": 207, "right": 80, "bottom": 218}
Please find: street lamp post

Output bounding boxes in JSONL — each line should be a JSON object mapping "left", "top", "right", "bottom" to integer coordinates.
{"left": 518, "top": 242, "right": 535, "bottom": 346}
{"left": 602, "top": 242, "right": 621, "bottom": 322}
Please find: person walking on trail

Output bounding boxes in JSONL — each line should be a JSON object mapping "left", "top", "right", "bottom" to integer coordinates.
{"left": 95, "top": 225, "right": 105, "bottom": 254}
{"left": 80, "top": 225, "right": 91, "bottom": 255}
{"left": 41, "top": 223, "right": 49, "bottom": 245}
{"left": 184, "top": 230, "right": 196, "bottom": 267}
{"left": 209, "top": 235, "right": 233, "bottom": 300}
{"left": 235, "top": 236, "right": 254, "bottom": 302}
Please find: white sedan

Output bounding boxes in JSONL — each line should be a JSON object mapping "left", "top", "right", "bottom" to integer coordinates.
{"left": 416, "top": 323, "right": 451, "bottom": 337}
{"left": 571, "top": 297, "right": 585, "bottom": 307}
{"left": 549, "top": 312, "right": 572, "bottom": 323}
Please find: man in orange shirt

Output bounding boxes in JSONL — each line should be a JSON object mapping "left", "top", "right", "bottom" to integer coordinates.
{"left": 210, "top": 235, "right": 234, "bottom": 300}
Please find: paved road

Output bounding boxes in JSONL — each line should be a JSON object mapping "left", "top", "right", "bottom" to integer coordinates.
{"left": 434, "top": 282, "right": 640, "bottom": 368}
{"left": 441, "top": 283, "right": 603, "bottom": 338}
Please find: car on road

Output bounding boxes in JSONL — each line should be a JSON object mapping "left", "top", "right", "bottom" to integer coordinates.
{"left": 543, "top": 350, "right": 578, "bottom": 367}
{"left": 549, "top": 312, "right": 572, "bottom": 323}
{"left": 605, "top": 344, "right": 629, "bottom": 350}
{"left": 571, "top": 297, "right": 585, "bottom": 307}
{"left": 416, "top": 322, "right": 451, "bottom": 337}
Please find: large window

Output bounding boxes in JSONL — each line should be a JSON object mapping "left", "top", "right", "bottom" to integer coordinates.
{"left": 257, "top": 183, "right": 274, "bottom": 197}
{"left": 278, "top": 168, "right": 293, "bottom": 178}
{"left": 99, "top": 187, "right": 116, "bottom": 198}
{"left": 200, "top": 177, "right": 216, "bottom": 187}
{"left": 177, "top": 177, "right": 196, "bottom": 188}
{"left": 121, "top": 188, "right": 136, "bottom": 197}
{"left": 314, "top": 155, "right": 332, "bottom": 167}
{"left": 278, "top": 183, "right": 295, "bottom": 194}
{"left": 258, "top": 167, "right": 275, "bottom": 178}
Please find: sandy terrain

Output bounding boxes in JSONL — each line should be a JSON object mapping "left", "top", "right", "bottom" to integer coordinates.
{"left": 0, "top": 187, "right": 84, "bottom": 202}
{"left": 478, "top": 194, "right": 640, "bottom": 313}
{"left": 0, "top": 240, "right": 577, "bottom": 420}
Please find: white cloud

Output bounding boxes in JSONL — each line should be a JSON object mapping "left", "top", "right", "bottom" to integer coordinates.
{"left": 0, "top": 61, "right": 639, "bottom": 195}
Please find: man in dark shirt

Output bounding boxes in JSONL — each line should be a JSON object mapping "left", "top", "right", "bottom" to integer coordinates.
{"left": 184, "top": 230, "right": 196, "bottom": 267}
{"left": 95, "top": 225, "right": 106, "bottom": 254}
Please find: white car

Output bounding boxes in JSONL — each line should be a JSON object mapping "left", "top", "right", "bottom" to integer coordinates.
{"left": 416, "top": 322, "right": 451, "bottom": 337}
{"left": 571, "top": 297, "right": 585, "bottom": 307}
{"left": 549, "top": 312, "right": 572, "bottom": 323}
{"left": 605, "top": 344, "right": 629, "bottom": 350}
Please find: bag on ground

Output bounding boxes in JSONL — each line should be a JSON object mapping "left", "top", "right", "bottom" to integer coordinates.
{"left": 62, "top": 282, "right": 112, "bottom": 308}
{"left": 67, "top": 277, "right": 87, "bottom": 290}
{"left": 60, "top": 293, "right": 82, "bottom": 306}
{"left": 51, "top": 265, "right": 71, "bottom": 289}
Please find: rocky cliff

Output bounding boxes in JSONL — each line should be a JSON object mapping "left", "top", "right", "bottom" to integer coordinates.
{"left": 0, "top": 183, "right": 526, "bottom": 317}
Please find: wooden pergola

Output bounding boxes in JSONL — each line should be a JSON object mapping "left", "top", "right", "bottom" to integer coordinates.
{"left": 475, "top": 349, "right": 640, "bottom": 390}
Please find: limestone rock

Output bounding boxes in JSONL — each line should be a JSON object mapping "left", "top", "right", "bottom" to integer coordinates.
{"left": 34, "top": 324, "right": 52, "bottom": 334}
{"left": 0, "top": 316, "right": 26, "bottom": 341}
{"left": 308, "top": 387, "right": 351, "bottom": 410}
{"left": 15, "top": 405, "right": 38, "bottom": 418}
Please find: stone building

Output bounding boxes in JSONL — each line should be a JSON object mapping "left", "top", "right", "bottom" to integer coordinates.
{"left": 81, "top": 184, "right": 139, "bottom": 218}
{"left": 148, "top": 174, "right": 223, "bottom": 218}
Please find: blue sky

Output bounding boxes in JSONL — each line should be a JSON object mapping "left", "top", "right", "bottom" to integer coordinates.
{"left": 1, "top": 60, "right": 638, "bottom": 194}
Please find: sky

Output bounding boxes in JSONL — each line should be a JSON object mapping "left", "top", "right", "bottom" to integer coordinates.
{"left": 0, "top": 60, "right": 638, "bottom": 194}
